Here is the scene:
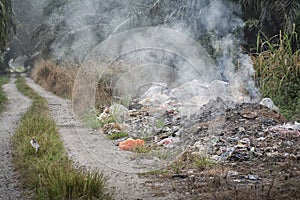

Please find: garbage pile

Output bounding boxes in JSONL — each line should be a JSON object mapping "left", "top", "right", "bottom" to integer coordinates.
{"left": 97, "top": 80, "right": 299, "bottom": 166}
{"left": 190, "top": 100, "right": 299, "bottom": 163}
{"left": 137, "top": 79, "right": 237, "bottom": 116}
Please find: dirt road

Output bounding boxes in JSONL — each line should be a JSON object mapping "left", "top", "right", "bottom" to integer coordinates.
{"left": 0, "top": 77, "right": 176, "bottom": 199}
{"left": 25, "top": 78, "right": 166, "bottom": 200}
{"left": 0, "top": 78, "right": 32, "bottom": 200}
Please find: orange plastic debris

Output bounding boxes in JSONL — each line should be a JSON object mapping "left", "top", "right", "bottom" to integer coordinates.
{"left": 118, "top": 138, "right": 145, "bottom": 151}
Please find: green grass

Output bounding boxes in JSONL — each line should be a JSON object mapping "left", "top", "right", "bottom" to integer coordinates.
{"left": 106, "top": 132, "right": 129, "bottom": 140}
{"left": 82, "top": 112, "right": 104, "bottom": 129}
{"left": 155, "top": 119, "right": 165, "bottom": 129}
{"left": 0, "top": 75, "right": 9, "bottom": 112}
{"left": 253, "top": 29, "right": 300, "bottom": 121}
{"left": 13, "top": 78, "right": 113, "bottom": 199}
{"left": 138, "top": 169, "right": 169, "bottom": 176}
{"left": 83, "top": 111, "right": 116, "bottom": 129}
{"left": 132, "top": 144, "right": 152, "bottom": 154}
{"left": 192, "top": 155, "right": 216, "bottom": 171}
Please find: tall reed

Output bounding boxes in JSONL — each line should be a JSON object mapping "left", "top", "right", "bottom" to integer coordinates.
{"left": 253, "top": 28, "right": 300, "bottom": 121}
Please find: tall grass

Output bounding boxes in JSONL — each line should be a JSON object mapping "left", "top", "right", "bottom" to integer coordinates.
{"left": 13, "top": 77, "right": 113, "bottom": 199}
{"left": 252, "top": 29, "right": 300, "bottom": 121}
{"left": 31, "top": 60, "right": 113, "bottom": 108}
{"left": 0, "top": 75, "right": 9, "bottom": 112}
{"left": 31, "top": 60, "right": 79, "bottom": 99}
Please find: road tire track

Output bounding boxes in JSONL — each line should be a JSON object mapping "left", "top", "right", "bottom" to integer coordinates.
{"left": 0, "top": 78, "right": 32, "bottom": 200}
{"left": 25, "top": 78, "right": 167, "bottom": 200}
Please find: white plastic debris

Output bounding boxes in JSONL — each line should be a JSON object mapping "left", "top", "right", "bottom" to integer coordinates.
{"left": 30, "top": 138, "right": 39, "bottom": 153}
{"left": 97, "top": 107, "right": 110, "bottom": 121}
{"left": 259, "top": 98, "right": 279, "bottom": 111}
{"left": 109, "top": 104, "right": 129, "bottom": 123}
{"left": 157, "top": 137, "right": 173, "bottom": 146}
{"left": 247, "top": 174, "right": 258, "bottom": 181}
{"left": 141, "top": 83, "right": 168, "bottom": 99}
{"left": 157, "top": 137, "right": 180, "bottom": 147}
{"left": 294, "top": 122, "right": 300, "bottom": 130}
{"left": 280, "top": 122, "right": 300, "bottom": 130}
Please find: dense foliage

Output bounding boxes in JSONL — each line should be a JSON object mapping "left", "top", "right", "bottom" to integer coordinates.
{"left": 0, "top": 0, "right": 12, "bottom": 49}
{"left": 232, "top": 0, "right": 300, "bottom": 51}
{"left": 231, "top": 0, "right": 300, "bottom": 121}
{"left": 0, "top": 0, "right": 12, "bottom": 68}
{"left": 253, "top": 30, "right": 300, "bottom": 121}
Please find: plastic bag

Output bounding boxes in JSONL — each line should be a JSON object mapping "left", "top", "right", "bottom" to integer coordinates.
{"left": 118, "top": 138, "right": 145, "bottom": 151}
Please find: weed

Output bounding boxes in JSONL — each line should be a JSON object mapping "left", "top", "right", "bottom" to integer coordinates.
{"left": 150, "top": 148, "right": 177, "bottom": 161}
{"left": 109, "top": 104, "right": 128, "bottom": 123}
{"left": 253, "top": 29, "right": 300, "bottom": 121}
{"left": 82, "top": 109, "right": 118, "bottom": 129}
{"left": 82, "top": 112, "right": 104, "bottom": 129}
{"left": 14, "top": 78, "right": 113, "bottom": 199}
{"left": 155, "top": 119, "right": 165, "bottom": 129}
{"left": 192, "top": 155, "right": 216, "bottom": 171}
{"left": 170, "top": 160, "right": 185, "bottom": 174}
{"left": 133, "top": 144, "right": 152, "bottom": 154}
{"left": 139, "top": 170, "right": 169, "bottom": 176}
{"left": 31, "top": 60, "right": 78, "bottom": 99}
{"left": 106, "top": 132, "right": 129, "bottom": 140}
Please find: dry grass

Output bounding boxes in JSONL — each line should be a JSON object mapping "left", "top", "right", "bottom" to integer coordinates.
{"left": 31, "top": 60, "right": 78, "bottom": 98}
{"left": 31, "top": 60, "right": 114, "bottom": 109}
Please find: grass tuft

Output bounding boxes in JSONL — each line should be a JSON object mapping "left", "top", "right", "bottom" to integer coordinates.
{"left": 106, "top": 132, "right": 129, "bottom": 140}
{"left": 13, "top": 77, "right": 113, "bottom": 199}
{"left": 192, "top": 155, "right": 216, "bottom": 171}
{"left": 0, "top": 75, "right": 9, "bottom": 112}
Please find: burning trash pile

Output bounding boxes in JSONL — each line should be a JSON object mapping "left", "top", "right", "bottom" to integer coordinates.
{"left": 96, "top": 80, "right": 299, "bottom": 167}
{"left": 189, "top": 99, "right": 299, "bottom": 163}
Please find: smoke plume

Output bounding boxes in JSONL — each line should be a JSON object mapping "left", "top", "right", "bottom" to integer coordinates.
{"left": 11, "top": 0, "right": 260, "bottom": 106}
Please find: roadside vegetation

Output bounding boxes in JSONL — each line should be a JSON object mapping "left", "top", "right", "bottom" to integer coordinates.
{"left": 0, "top": 0, "right": 13, "bottom": 71}
{"left": 253, "top": 29, "right": 300, "bottom": 121}
{"left": 31, "top": 60, "right": 113, "bottom": 107}
{"left": 31, "top": 60, "right": 79, "bottom": 99}
{"left": 13, "top": 77, "right": 113, "bottom": 200}
{"left": 0, "top": 75, "right": 9, "bottom": 112}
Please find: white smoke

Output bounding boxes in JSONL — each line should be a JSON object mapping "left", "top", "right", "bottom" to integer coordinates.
{"left": 12, "top": 0, "right": 260, "bottom": 102}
